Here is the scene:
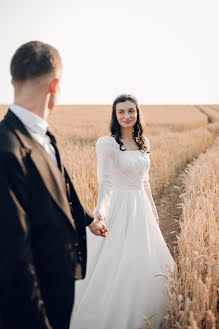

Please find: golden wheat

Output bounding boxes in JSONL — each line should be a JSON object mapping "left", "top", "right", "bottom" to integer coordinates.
{"left": 56, "top": 126, "right": 213, "bottom": 213}
{"left": 50, "top": 105, "right": 208, "bottom": 135}
{"left": 207, "top": 122, "right": 219, "bottom": 135}
{"left": 197, "top": 105, "right": 219, "bottom": 123}
{"left": 0, "top": 104, "right": 208, "bottom": 134}
{"left": 0, "top": 105, "right": 218, "bottom": 328}
{"left": 163, "top": 138, "right": 219, "bottom": 329}
{"left": 0, "top": 105, "right": 212, "bottom": 210}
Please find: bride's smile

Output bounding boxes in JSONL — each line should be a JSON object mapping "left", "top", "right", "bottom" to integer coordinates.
{"left": 116, "top": 100, "right": 137, "bottom": 129}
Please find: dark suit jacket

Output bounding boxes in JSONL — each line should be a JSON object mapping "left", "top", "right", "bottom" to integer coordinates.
{"left": 0, "top": 110, "right": 93, "bottom": 329}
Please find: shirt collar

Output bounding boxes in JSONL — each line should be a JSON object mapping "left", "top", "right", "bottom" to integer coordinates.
{"left": 10, "top": 104, "right": 49, "bottom": 136}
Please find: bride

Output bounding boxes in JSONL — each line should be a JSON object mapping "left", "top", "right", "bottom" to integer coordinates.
{"left": 70, "top": 94, "right": 175, "bottom": 329}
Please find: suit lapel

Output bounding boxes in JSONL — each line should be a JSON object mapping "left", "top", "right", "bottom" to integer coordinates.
{"left": 4, "top": 110, "right": 76, "bottom": 230}
{"left": 30, "top": 144, "right": 76, "bottom": 229}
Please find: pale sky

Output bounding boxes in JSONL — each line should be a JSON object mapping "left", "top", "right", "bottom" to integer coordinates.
{"left": 0, "top": 0, "right": 219, "bottom": 104}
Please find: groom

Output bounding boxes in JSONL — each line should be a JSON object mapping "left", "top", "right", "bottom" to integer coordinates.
{"left": 0, "top": 41, "right": 108, "bottom": 329}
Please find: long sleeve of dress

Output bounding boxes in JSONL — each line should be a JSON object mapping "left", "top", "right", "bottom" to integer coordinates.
{"left": 143, "top": 137, "right": 159, "bottom": 220}
{"left": 93, "top": 137, "right": 115, "bottom": 219}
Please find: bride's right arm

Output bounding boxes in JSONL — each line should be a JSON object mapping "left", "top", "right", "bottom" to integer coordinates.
{"left": 93, "top": 137, "right": 114, "bottom": 220}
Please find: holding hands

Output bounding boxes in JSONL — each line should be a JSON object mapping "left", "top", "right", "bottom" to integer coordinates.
{"left": 89, "top": 211, "right": 108, "bottom": 237}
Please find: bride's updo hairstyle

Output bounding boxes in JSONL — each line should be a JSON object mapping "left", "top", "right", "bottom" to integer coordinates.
{"left": 110, "top": 94, "right": 149, "bottom": 153}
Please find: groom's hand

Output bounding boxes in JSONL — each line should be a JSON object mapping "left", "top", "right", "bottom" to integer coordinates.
{"left": 89, "top": 219, "right": 108, "bottom": 237}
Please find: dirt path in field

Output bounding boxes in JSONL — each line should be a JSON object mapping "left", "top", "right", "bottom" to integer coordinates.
{"left": 157, "top": 126, "right": 219, "bottom": 262}
{"left": 156, "top": 131, "right": 218, "bottom": 261}
{"left": 155, "top": 173, "right": 185, "bottom": 261}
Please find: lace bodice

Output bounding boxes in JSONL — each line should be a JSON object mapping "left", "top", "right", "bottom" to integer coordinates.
{"left": 94, "top": 136, "right": 158, "bottom": 220}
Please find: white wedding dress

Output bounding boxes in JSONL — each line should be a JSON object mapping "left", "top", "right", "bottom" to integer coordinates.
{"left": 70, "top": 136, "right": 175, "bottom": 329}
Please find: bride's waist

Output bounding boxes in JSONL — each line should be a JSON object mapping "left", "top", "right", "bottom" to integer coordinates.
{"left": 113, "top": 183, "right": 144, "bottom": 191}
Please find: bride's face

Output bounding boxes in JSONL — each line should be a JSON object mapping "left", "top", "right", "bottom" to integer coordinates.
{"left": 116, "top": 100, "right": 138, "bottom": 129}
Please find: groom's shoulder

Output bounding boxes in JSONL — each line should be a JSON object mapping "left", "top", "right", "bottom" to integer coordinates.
{"left": 0, "top": 126, "right": 27, "bottom": 174}
{"left": 0, "top": 118, "right": 22, "bottom": 155}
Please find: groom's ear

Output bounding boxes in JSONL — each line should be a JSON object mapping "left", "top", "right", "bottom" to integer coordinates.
{"left": 49, "top": 78, "right": 60, "bottom": 94}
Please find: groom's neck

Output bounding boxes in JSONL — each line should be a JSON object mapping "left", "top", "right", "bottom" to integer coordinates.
{"left": 12, "top": 78, "right": 50, "bottom": 120}
{"left": 13, "top": 93, "right": 49, "bottom": 121}
{"left": 14, "top": 97, "right": 48, "bottom": 120}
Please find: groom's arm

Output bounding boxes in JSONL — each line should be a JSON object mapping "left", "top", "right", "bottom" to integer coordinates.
{"left": 67, "top": 180, "right": 108, "bottom": 237}
{"left": 0, "top": 151, "right": 52, "bottom": 329}
{"left": 69, "top": 182, "right": 94, "bottom": 227}
{"left": 64, "top": 168, "right": 108, "bottom": 236}
{"left": 64, "top": 168, "right": 94, "bottom": 228}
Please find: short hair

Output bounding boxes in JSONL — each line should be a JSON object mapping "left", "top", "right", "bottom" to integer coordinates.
{"left": 10, "top": 41, "right": 62, "bottom": 81}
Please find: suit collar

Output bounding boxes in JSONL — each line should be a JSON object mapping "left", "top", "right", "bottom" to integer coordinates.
{"left": 4, "top": 109, "right": 36, "bottom": 150}
{"left": 4, "top": 109, "right": 76, "bottom": 230}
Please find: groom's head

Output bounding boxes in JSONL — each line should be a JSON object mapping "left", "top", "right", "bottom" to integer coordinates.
{"left": 10, "top": 41, "right": 62, "bottom": 115}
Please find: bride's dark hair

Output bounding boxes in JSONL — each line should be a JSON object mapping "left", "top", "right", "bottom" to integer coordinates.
{"left": 110, "top": 94, "right": 149, "bottom": 153}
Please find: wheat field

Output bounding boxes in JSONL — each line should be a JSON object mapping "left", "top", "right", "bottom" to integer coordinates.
{"left": 196, "top": 105, "right": 219, "bottom": 123}
{"left": 164, "top": 138, "right": 219, "bottom": 329}
{"left": 0, "top": 105, "right": 211, "bottom": 209}
{"left": 0, "top": 104, "right": 218, "bottom": 328}
{"left": 46, "top": 106, "right": 213, "bottom": 210}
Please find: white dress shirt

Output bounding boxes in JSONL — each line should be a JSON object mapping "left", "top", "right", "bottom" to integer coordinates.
{"left": 10, "top": 104, "right": 58, "bottom": 166}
